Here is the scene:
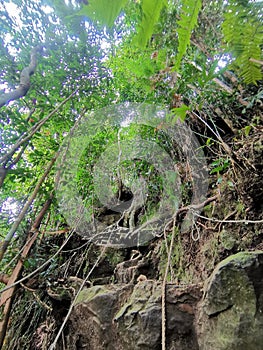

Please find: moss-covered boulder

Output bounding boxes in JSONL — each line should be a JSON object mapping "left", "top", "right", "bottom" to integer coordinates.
{"left": 197, "top": 251, "right": 263, "bottom": 350}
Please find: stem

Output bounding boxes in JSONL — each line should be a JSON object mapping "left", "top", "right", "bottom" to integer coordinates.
{"left": 0, "top": 155, "right": 57, "bottom": 262}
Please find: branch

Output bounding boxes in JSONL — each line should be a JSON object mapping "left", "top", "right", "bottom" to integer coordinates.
{"left": 194, "top": 213, "right": 263, "bottom": 224}
{"left": 0, "top": 166, "right": 8, "bottom": 188}
{"left": 164, "top": 195, "right": 219, "bottom": 233}
{"left": 0, "top": 273, "right": 9, "bottom": 285}
{"left": 0, "top": 88, "right": 78, "bottom": 166}
{"left": 0, "top": 45, "right": 43, "bottom": 108}
{"left": 0, "top": 142, "right": 28, "bottom": 188}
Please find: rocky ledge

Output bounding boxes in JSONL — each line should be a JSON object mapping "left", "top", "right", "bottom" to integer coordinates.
{"left": 65, "top": 251, "right": 263, "bottom": 350}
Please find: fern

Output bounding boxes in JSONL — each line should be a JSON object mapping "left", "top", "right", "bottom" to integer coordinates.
{"left": 222, "top": 1, "right": 263, "bottom": 84}
{"left": 133, "top": 0, "right": 168, "bottom": 48}
{"left": 76, "top": 0, "right": 128, "bottom": 28}
{"left": 75, "top": 0, "right": 167, "bottom": 45}
{"left": 174, "top": 0, "right": 202, "bottom": 71}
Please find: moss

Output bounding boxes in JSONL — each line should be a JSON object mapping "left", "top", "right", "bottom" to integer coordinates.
{"left": 105, "top": 248, "right": 125, "bottom": 266}
{"left": 115, "top": 280, "right": 161, "bottom": 321}
{"left": 217, "top": 251, "right": 262, "bottom": 269}
{"left": 220, "top": 229, "right": 238, "bottom": 250}
{"left": 158, "top": 228, "right": 187, "bottom": 282}
{"left": 201, "top": 251, "right": 263, "bottom": 350}
{"left": 201, "top": 236, "right": 220, "bottom": 273}
{"left": 206, "top": 310, "right": 259, "bottom": 350}
{"left": 74, "top": 285, "right": 109, "bottom": 305}
{"left": 203, "top": 203, "right": 214, "bottom": 217}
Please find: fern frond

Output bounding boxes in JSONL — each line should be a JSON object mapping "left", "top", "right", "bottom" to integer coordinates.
{"left": 76, "top": 0, "right": 128, "bottom": 27}
{"left": 237, "top": 23, "right": 262, "bottom": 84}
{"left": 174, "top": 0, "right": 202, "bottom": 71}
{"left": 222, "top": 1, "right": 263, "bottom": 84}
{"left": 133, "top": 0, "right": 168, "bottom": 48}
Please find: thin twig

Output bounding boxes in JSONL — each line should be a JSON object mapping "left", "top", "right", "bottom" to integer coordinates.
{"left": 164, "top": 195, "right": 219, "bottom": 232}
{"left": 0, "top": 230, "right": 74, "bottom": 294}
{"left": 194, "top": 213, "right": 263, "bottom": 224}
{"left": 249, "top": 58, "right": 263, "bottom": 66}
{"left": 0, "top": 89, "right": 78, "bottom": 166}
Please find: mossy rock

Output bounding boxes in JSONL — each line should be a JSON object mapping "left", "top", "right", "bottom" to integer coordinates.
{"left": 198, "top": 251, "right": 263, "bottom": 350}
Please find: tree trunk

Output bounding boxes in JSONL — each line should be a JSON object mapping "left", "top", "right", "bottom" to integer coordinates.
{"left": 0, "top": 196, "right": 53, "bottom": 349}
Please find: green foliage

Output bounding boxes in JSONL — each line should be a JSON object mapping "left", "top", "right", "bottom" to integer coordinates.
{"left": 0, "top": 0, "right": 111, "bottom": 256}
{"left": 210, "top": 157, "right": 230, "bottom": 185}
{"left": 1, "top": 1, "right": 263, "bottom": 347}
{"left": 174, "top": 0, "right": 202, "bottom": 70}
{"left": 107, "top": 46, "right": 167, "bottom": 103}
{"left": 222, "top": 0, "right": 263, "bottom": 84}
{"left": 75, "top": 0, "right": 128, "bottom": 27}
{"left": 76, "top": 123, "right": 175, "bottom": 219}
{"left": 71, "top": 0, "right": 168, "bottom": 48}
{"left": 210, "top": 157, "right": 230, "bottom": 175}
{"left": 133, "top": 0, "right": 168, "bottom": 48}
{"left": 158, "top": 227, "right": 187, "bottom": 282}
{"left": 76, "top": 126, "right": 118, "bottom": 202}
{"left": 170, "top": 104, "right": 189, "bottom": 122}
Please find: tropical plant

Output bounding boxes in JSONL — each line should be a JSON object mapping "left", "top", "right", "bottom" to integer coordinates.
{"left": 222, "top": 0, "right": 263, "bottom": 84}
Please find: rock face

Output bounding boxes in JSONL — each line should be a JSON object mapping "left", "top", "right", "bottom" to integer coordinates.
{"left": 66, "top": 282, "right": 201, "bottom": 350}
{"left": 65, "top": 251, "right": 263, "bottom": 350}
{"left": 197, "top": 251, "right": 263, "bottom": 350}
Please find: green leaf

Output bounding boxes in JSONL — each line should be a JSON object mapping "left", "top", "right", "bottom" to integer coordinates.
{"left": 243, "top": 125, "right": 251, "bottom": 136}
{"left": 171, "top": 104, "right": 189, "bottom": 122}
{"left": 174, "top": 0, "right": 202, "bottom": 70}
{"left": 133, "top": 0, "right": 168, "bottom": 48}
{"left": 75, "top": 0, "right": 128, "bottom": 27}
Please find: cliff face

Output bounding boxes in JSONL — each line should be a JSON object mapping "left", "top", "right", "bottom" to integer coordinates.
{"left": 4, "top": 121, "right": 262, "bottom": 350}
{"left": 64, "top": 251, "right": 263, "bottom": 350}
{"left": 66, "top": 282, "right": 201, "bottom": 350}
